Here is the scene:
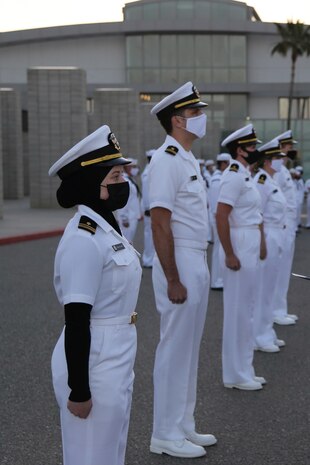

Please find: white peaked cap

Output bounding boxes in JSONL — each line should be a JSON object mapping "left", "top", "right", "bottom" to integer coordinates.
{"left": 48, "top": 125, "right": 129, "bottom": 178}
{"left": 151, "top": 81, "right": 208, "bottom": 119}
{"left": 205, "top": 159, "right": 215, "bottom": 166}
{"left": 258, "top": 137, "right": 285, "bottom": 156}
{"left": 221, "top": 124, "right": 261, "bottom": 147}
{"left": 216, "top": 153, "right": 231, "bottom": 162}
{"left": 145, "top": 149, "right": 156, "bottom": 158}
{"left": 276, "top": 130, "right": 297, "bottom": 144}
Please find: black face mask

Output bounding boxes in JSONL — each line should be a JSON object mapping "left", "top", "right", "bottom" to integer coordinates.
{"left": 287, "top": 149, "right": 298, "bottom": 160}
{"left": 104, "top": 181, "right": 130, "bottom": 211}
{"left": 241, "top": 148, "right": 261, "bottom": 165}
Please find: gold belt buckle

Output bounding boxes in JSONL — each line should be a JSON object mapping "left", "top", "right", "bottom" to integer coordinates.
{"left": 130, "top": 312, "right": 138, "bottom": 324}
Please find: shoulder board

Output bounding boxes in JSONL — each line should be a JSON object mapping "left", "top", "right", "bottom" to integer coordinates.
{"left": 78, "top": 215, "right": 97, "bottom": 235}
{"left": 258, "top": 174, "right": 267, "bottom": 184}
{"left": 165, "top": 145, "right": 179, "bottom": 156}
{"left": 229, "top": 163, "right": 239, "bottom": 173}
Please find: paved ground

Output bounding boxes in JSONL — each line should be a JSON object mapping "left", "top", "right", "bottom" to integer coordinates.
{"left": 0, "top": 200, "right": 309, "bottom": 465}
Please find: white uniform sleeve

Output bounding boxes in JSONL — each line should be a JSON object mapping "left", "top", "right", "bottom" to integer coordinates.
{"left": 218, "top": 172, "right": 243, "bottom": 208}
{"left": 255, "top": 181, "right": 273, "bottom": 212}
{"left": 59, "top": 235, "right": 104, "bottom": 305}
{"left": 149, "top": 154, "right": 180, "bottom": 212}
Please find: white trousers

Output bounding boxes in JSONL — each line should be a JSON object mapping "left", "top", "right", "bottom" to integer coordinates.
{"left": 221, "top": 228, "right": 260, "bottom": 384}
{"left": 51, "top": 324, "right": 137, "bottom": 465}
{"left": 272, "top": 219, "right": 296, "bottom": 318}
{"left": 122, "top": 218, "right": 138, "bottom": 243}
{"left": 152, "top": 247, "right": 210, "bottom": 440}
{"left": 210, "top": 216, "right": 223, "bottom": 288}
{"left": 306, "top": 196, "right": 310, "bottom": 227}
{"left": 253, "top": 228, "right": 284, "bottom": 347}
{"left": 142, "top": 215, "right": 155, "bottom": 267}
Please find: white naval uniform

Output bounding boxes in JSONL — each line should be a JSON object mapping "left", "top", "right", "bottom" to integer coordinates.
{"left": 305, "top": 179, "right": 310, "bottom": 227}
{"left": 208, "top": 168, "right": 224, "bottom": 288}
{"left": 117, "top": 173, "right": 142, "bottom": 242}
{"left": 273, "top": 165, "right": 297, "bottom": 319}
{"left": 149, "top": 135, "right": 210, "bottom": 440}
{"left": 253, "top": 170, "right": 287, "bottom": 348}
{"left": 217, "top": 160, "right": 262, "bottom": 385}
{"left": 204, "top": 170, "right": 214, "bottom": 243}
{"left": 51, "top": 205, "right": 142, "bottom": 465}
{"left": 141, "top": 163, "right": 155, "bottom": 267}
{"left": 294, "top": 177, "right": 305, "bottom": 229}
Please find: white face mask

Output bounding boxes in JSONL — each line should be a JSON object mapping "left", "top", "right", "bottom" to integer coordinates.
{"left": 130, "top": 167, "right": 139, "bottom": 177}
{"left": 271, "top": 158, "right": 283, "bottom": 172}
{"left": 183, "top": 113, "right": 207, "bottom": 139}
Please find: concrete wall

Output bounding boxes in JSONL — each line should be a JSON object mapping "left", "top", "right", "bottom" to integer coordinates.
{"left": 90, "top": 88, "right": 142, "bottom": 162}
{"left": 0, "top": 106, "right": 3, "bottom": 218}
{"left": 27, "top": 67, "right": 88, "bottom": 208}
{"left": 0, "top": 88, "right": 24, "bottom": 199}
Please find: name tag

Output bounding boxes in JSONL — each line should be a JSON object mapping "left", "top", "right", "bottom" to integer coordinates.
{"left": 190, "top": 175, "right": 197, "bottom": 181}
{"left": 112, "top": 243, "right": 125, "bottom": 252}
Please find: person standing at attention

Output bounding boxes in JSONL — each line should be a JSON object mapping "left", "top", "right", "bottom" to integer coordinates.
{"left": 49, "top": 125, "right": 142, "bottom": 465}
{"left": 216, "top": 124, "right": 267, "bottom": 391}
{"left": 148, "top": 82, "right": 217, "bottom": 459}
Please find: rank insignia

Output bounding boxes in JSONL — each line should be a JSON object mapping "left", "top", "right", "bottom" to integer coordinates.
{"left": 78, "top": 216, "right": 97, "bottom": 234}
{"left": 112, "top": 243, "right": 125, "bottom": 251}
{"left": 258, "top": 174, "right": 267, "bottom": 184}
{"left": 165, "top": 145, "right": 179, "bottom": 156}
{"left": 229, "top": 163, "right": 239, "bottom": 172}
{"left": 190, "top": 175, "right": 197, "bottom": 181}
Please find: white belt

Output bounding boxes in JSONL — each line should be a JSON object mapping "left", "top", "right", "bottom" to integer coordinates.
{"left": 230, "top": 225, "right": 260, "bottom": 229}
{"left": 264, "top": 224, "right": 286, "bottom": 229}
{"left": 91, "top": 313, "right": 137, "bottom": 326}
{"left": 174, "top": 238, "right": 208, "bottom": 250}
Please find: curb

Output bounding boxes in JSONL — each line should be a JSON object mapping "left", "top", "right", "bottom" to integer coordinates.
{"left": 0, "top": 229, "right": 64, "bottom": 246}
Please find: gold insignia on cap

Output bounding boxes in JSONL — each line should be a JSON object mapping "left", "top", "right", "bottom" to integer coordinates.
{"left": 193, "top": 85, "right": 200, "bottom": 99}
{"left": 165, "top": 145, "right": 179, "bottom": 156}
{"left": 109, "top": 132, "right": 121, "bottom": 151}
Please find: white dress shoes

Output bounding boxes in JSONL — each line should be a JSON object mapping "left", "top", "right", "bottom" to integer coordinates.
{"left": 185, "top": 430, "right": 217, "bottom": 447}
{"left": 287, "top": 313, "right": 298, "bottom": 321}
{"left": 255, "top": 344, "right": 280, "bottom": 353}
{"left": 150, "top": 438, "right": 206, "bottom": 458}
{"left": 275, "top": 338, "right": 286, "bottom": 347}
{"left": 224, "top": 380, "right": 263, "bottom": 390}
{"left": 254, "top": 376, "right": 267, "bottom": 385}
{"left": 273, "top": 315, "right": 296, "bottom": 325}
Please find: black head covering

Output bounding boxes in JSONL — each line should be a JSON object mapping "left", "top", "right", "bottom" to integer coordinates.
{"left": 57, "top": 165, "right": 122, "bottom": 235}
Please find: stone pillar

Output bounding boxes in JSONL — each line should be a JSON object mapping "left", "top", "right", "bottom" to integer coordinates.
{"left": 91, "top": 88, "right": 141, "bottom": 162}
{"left": 0, "top": 88, "right": 24, "bottom": 199}
{"left": 0, "top": 107, "right": 3, "bottom": 218}
{"left": 27, "top": 67, "right": 87, "bottom": 208}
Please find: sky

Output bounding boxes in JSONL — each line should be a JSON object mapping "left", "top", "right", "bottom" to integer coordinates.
{"left": 0, "top": 0, "right": 310, "bottom": 33}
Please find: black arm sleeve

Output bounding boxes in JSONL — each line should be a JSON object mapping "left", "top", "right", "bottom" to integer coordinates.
{"left": 64, "top": 302, "right": 92, "bottom": 402}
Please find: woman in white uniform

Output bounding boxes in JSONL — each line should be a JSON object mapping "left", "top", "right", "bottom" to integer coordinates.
{"left": 216, "top": 124, "right": 266, "bottom": 391}
{"left": 48, "top": 125, "right": 142, "bottom": 465}
{"left": 253, "top": 138, "right": 287, "bottom": 353}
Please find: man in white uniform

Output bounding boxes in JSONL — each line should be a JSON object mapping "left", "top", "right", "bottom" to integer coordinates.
{"left": 209, "top": 153, "right": 231, "bottom": 289}
{"left": 149, "top": 82, "right": 216, "bottom": 459}
{"left": 141, "top": 150, "right": 156, "bottom": 267}
{"left": 216, "top": 124, "right": 266, "bottom": 391}
{"left": 273, "top": 130, "right": 299, "bottom": 325}
{"left": 294, "top": 165, "right": 305, "bottom": 229}
{"left": 305, "top": 177, "right": 310, "bottom": 228}
{"left": 117, "top": 159, "right": 143, "bottom": 242}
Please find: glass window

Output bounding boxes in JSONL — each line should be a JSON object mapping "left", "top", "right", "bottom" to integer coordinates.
{"left": 144, "top": 35, "right": 160, "bottom": 68}
{"left": 195, "top": 1, "right": 211, "bottom": 19}
{"left": 196, "top": 68, "right": 212, "bottom": 83}
{"left": 143, "top": 3, "right": 159, "bottom": 20}
{"left": 160, "top": 1, "right": 176, "bottom": 19}
{"left": 144, "top": 68, "right": 160, "bottom": 84}
{"left": 178, "top": 35, "right": 195, "bottom": 67}
{"left": 127, "top": 69, "right": 143, "bottom": 84}
{"left": 195, "top": 35, "right": 211, "bottom": 67}
{"left": 126, "top": 36, "right": 143, "bottom": 67}
{"left": 212, "top": 68, "right": 229, "bottom": 83}
{"left": 161, "top": 35, "right": 177, "bottom": 68}
{"left": 177, "top": 0, "right": 194, "bottom": 19}
{"left": 125, "top": 6, "right": 142, "bottom": 21}
{"left": 178, "top": 68, "right": 195, "bottom": 82}
{"left": 161, "top": 68, "right": 178, "bottom": 83}
{"left": 229, "top": 36, "right": 246, "bottom": 67}
{"left": 211, "top": 2, "right": 227, "bottom": 21}
{"left": 229, "top": 4, "right": 247, "bottom": 21}
{"left": 229, "top": 68, "right": 246, "bottom": 83}
{"left": 302, "top": 120, "right": 310, "bottom": 137}
{"left": 212, "top": 36, "right": 229, "bottom": 67}
{"left": 229, "top": 95, "right": 247, "bottom": 119}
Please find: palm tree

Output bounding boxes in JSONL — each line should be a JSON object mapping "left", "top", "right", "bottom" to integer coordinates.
{"left": 271, "top": 20, "right": 310, "bottom": 129}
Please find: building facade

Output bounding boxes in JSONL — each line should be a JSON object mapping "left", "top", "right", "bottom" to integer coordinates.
{"left": 0, "top": 0, "right": 309, "bottom": 201}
